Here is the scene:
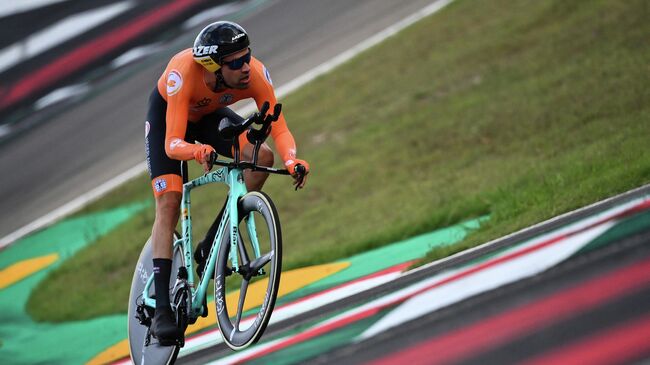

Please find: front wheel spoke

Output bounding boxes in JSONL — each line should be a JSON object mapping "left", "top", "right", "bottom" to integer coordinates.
{"left": 250, "top": 251, "right": 274, "bottom": 272}
{"left": 237, "top": 232, "right": 251, "bottom": 266}
{"left": 235, "top": 279, "right": 249, "bottom": 328}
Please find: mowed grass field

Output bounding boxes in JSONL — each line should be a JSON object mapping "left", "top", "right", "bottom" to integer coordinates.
{"left": 28, "top": 0, "right": 650, "bottom": 321}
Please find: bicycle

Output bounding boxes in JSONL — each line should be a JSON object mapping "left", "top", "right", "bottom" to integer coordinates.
{"left": 127, "top": 102, "right": 305, "bottom": 364}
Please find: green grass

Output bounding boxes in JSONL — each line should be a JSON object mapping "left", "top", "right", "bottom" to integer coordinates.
{"left": 27, "top": 0, "right": 650, "bottom": 322}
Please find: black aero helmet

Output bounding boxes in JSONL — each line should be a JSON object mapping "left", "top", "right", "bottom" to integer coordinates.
{"left": 193, "top": 21, "right": 250, "bottom": 72}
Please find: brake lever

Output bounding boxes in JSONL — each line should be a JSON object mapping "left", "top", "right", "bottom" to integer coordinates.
{"left": 294, "top": 164, "right": 306, "bottom": 191}
{"left": 262, "top": 103, "right": 282, "bottom": 124}
{"left": 255, "top": 102, "right": 270, "bottom": 124}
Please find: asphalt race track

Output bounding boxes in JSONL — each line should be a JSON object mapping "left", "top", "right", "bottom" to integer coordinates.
{"left": 178, "top": 188, "right": 650, "bottom": 364}
{"left": 0, "top": 0, "right": 436, "bottom": 240}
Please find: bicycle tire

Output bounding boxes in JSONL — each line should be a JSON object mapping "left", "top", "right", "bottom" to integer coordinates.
{"left": 214, "top": 191, "right": 282, "bottom": 350}
{"left": 127, "top": 234, "right": 184, "bottom": 365}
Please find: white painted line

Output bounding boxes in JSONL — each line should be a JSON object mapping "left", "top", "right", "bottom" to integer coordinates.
{"left": 407, "top": 192, "right": 650, "bottom": 279}
{"left": 176, "top": 269, "right": 402, "bottom": 357}
{"left": 358, "top": 221, "right": 615, "bottom": 339}
{"left": 211, "top": 213, "right": 622, "bottom": 363}
{"left": 273, "top": 0, "right": 455, "bottom": 100}
{"left": 210, "top": 199, "right": 647, "bottom": 362}
{"left": 0, "top": 162, "right": 146, "bottom": 249}
{"left": 182, "top": 2, "right": 250, "bottom": 30}
{"left": 0, "top": 1, "right": 133, "bottom": 73}
{"left": 0, "top": 0, "right": 453, "bottom": 247}
{"left": 0, "top": 124, "right": 12, "bottom": 139}
{"left": 0, "top": 0, "right": 71, "bottom": 18}
{"left": 110, "top": 43, "right": 165, "bottom": 69}
{"left": 34, "top": 83, "right": 90, "bottom": 110}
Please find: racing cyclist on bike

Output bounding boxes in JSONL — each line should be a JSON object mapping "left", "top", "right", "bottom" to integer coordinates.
{"left": 144, "top": 21, "right": 310, "bottom": 345}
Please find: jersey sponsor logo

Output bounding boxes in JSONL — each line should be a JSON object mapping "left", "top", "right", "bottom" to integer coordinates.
{"left": 195, "top": 97, "right": 212, "bottom": 108}
{"left": 154, "top": 178, "right": 168, "bottom": 193}
{"left": 263, "top": 65, "right": 273, "bottom": 86}
{"left": 145, "top": 121, "right": 150, "bottom": 138}
{"left": 166, "top": 70, "right": 183, "bottom": 96}
{"left": 220, "top": 93, "right": 234, "bottom": 104}
{"left": 193, "top": 45, "right": 219, "bottom": 56}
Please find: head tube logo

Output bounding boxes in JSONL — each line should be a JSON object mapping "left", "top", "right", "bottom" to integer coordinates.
{"left": 166, "top": 70, "right": 183, "bottom": 96}
{"left": 154, "top": 178, "right": 168, "bottom": 193}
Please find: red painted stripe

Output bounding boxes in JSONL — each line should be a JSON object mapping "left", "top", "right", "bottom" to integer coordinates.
{"left": 179, "top": 262, "right": 410, "bottom": 343}
{"left": 274, "top": 261, "right": 413, "bottom": 310}
{"left": 0, "top": 0, "right": 202, "bottom": 109}
{"left": 230, "top": 201, "right": 650, "bottom": 363}
{"left": 233, "top": 306, "right": 384, "bottom": 365}
{"left": 365, "top": 255, "right": 650, "bottom": 365}
{"left": 522, "top": 314, "right": 650, "bottom": 365}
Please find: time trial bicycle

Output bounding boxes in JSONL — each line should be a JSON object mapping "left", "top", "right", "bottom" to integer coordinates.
{"left": 127, "top": 102, "right": 305, "bottom": 364}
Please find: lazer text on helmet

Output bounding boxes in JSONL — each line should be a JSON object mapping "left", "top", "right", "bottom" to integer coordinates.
{"left": 194, "top": 45, "right": 219, "bottom": 56}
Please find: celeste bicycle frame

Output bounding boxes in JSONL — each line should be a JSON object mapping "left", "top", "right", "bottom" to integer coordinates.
{"left": 141, "top": 163, "right": 264, "bottom": 320}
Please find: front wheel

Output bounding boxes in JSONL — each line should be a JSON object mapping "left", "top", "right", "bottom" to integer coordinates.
{"left": 214, "top": 191, "right": 282, "bottom": 350}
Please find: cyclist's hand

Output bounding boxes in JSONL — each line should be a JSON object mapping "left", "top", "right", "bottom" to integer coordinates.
{"left": 194, "top": 144, "right": 216, "bottom": 173}
{"left": 285, "top": 159, "right": 310, "bottom": 190}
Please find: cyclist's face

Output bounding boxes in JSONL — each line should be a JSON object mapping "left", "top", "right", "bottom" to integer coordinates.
{"left": 220, "top": 48, "right": 251, "bottom": 89}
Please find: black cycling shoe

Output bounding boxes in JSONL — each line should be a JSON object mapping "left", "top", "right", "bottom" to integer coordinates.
{"left": 150, "top": 307, "right": 184, "bottom": 346}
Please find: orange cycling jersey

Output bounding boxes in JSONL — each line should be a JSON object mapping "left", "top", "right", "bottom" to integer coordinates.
{"left": 156, "top": 49, "right": 297, "bottom": 164}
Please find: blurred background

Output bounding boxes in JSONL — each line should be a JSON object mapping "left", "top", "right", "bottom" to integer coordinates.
{"left": 1, "top": 0, "right": 649, "bottom": 364}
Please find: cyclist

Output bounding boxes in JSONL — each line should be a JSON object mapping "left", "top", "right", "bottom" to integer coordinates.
{"left": 144, "top": 21, "right": 309, "bottom": 345}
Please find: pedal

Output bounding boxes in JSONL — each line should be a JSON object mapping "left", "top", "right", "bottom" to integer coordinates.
{"left": 136, "top": 303, "right": 152, "bottom": 327}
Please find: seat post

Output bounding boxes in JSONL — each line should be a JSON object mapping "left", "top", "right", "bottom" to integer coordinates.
{"left": 233, "top": 137, "right": 241, "bottom": 164}
{"left": 181, "top": 161, "right": 189, "bottom": 184}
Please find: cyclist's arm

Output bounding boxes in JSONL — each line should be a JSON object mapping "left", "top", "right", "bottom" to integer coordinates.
{"left": 269, "top": 115, "right": 298, "bottom": 163}
{"left": 249, "top": 61, "right": 298, "bottom": 164}
{"left": 162, "top": 69, "right": 205, "bottom": 161}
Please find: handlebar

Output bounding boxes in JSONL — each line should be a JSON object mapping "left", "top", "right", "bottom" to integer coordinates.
{"left": 211, "top": 101, "right": 308, "bottom": 188}
{"left": 209, "top": 151, "right": 294, "bottom": 176}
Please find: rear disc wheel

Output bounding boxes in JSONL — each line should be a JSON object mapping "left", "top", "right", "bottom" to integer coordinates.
{"left": 127, "top": 234, "right": 184, "bottom": 364}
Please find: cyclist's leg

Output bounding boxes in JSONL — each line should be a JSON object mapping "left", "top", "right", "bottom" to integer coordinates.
{"left": 241, "top": 141, "right": 274, "bottom": 191}
{"left": 192, "top": 108, "right": 244, "bottom": 263}
{"left": 145, "top": 88, "right": 185, "bottom": 344}
{"left": 192, "top": 108, "right": 274, "bottom": 259}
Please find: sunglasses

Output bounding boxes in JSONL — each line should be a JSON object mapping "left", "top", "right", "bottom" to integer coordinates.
{"left": 221, "top": 50, "right": 251, "bottom": 70}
